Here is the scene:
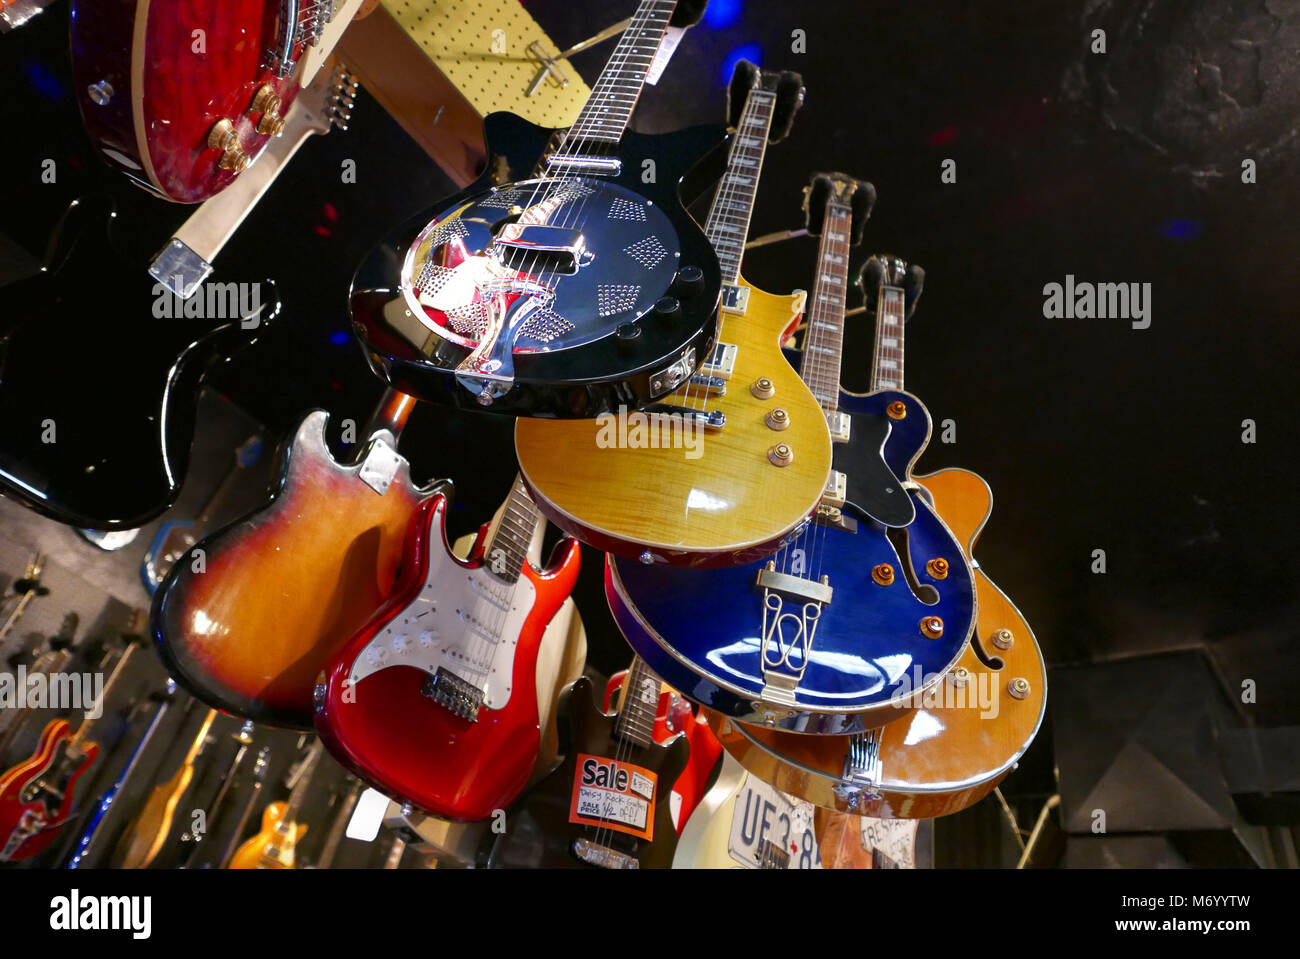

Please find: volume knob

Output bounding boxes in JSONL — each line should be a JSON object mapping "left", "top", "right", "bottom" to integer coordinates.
{"left": 671, "top": 265, "right": 705, "bottom": 299}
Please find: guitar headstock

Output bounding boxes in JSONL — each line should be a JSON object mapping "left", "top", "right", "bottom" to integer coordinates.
{"left": 726, "top": 61, "right": 805, "bottom": 143}
{"left": 295, "top": 61, "right": 360, "bottom": 137}
{"left": 855, "top": 254, "right": 925, "bottom": 320}
{"left": 802, "top": 173, "right": 876, "bottom": 243}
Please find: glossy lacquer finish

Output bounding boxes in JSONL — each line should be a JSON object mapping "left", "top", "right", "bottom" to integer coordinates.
{"left": 712, "top": 468, "right": 1048, "bottom": 819}
{"left": 316, "top": 494, "right": 581, "bottom": 822}
{"left": 153, "top": 410, "right": 444, "bottom": 729}
{"left": 606, "top": 387, "right": 975, "bottom": 735}
{"left": 0, "top": 721, "right": 98, "bottom": 862}
{"left": 487, "top": 678, "right": 688, "bottom": 869}
{"left": 71, "top": 0, "right": 303, "bottom": 202}
{"left": 516, "top": 282, "right": 832, "bottom": 568}
{"left": 0, "top": 197, "right": 275, "bottom": 530}
{"left": 350, "top": 115, "right": 725, "bottom": 418}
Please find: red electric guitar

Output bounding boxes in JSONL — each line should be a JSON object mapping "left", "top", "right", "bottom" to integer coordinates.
{"left": 0, "top": 637, "right": 140, "bottom": 862}
{"left": 315, "top": 475, "right": 581, "bottom": 821}
{"left": 70, "top": 0, "right": 365, "bottom": 202}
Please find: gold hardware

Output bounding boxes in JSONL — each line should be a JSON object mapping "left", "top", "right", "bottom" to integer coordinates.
{"left": 946, "top": 666, "right": 970, "bottom": 687}
{"left": 750, "top": 377, "right": 775, "bottom": 399}
{"left": 1008, "top": 678, "right": 1031, "bottom": 700}
{"left": 926, "top": 557, "right": 949, "bottom": 579}
{"left": 765, "top": 408, "right": 790, "bottom": 431}
{"left": 992, "top": 628, "right": 1014, "bottom": 650}
{"left": 251, "top": 85, "right": 284, "bottom": 136}
{"left": 871, "top": 564, "right": 894, "bottom": 586}
{"left": 767, "top": 443, "right": 794, "bottom": 467}
{"left": 207, "top": 118, "right": 250, "bottom": 171}
{"left": 920, "top": 616, "right": 944, "bottom": 639}
{"left": 887, "top": 400, "right": 908, "bottom": 420}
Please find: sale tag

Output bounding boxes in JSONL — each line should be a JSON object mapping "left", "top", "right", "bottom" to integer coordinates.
{"left": 569, "top": 754, "right": 658, "bottom": 841}
{"left": 726, "top": 775, "right": 822, "bottom": 869}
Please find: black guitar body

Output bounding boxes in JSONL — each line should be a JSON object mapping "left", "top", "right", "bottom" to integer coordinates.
{"left": 0, "top": 196, "right": 278, "bottom": 530}
{"left": 488, "top": 678, "right": 688, "bottom": 869}
{"left": 350, "top": 114, "right": 726, "bottom": 418}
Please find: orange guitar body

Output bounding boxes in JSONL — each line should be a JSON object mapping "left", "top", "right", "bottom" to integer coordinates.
{"left": 153, "top": 409, "right": 445, "bottom": 728}
{"left": 712, "top": 468, "right": 1046, "bottom": 819}
{"left": 227, "top": 801, "right": 306, "bottom": 869}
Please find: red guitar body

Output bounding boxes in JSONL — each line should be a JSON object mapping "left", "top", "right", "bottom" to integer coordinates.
{"left": 70, "top": 0, "right": 311, "bottom": 202}
{"left": 315, "top": 493, "right": 581, "bottom": 822}
{"left": 603, "top": 671, "right": 723, "bottom": 836}
{"left": 0, "top": 720, "right": 99, "bottom": 862}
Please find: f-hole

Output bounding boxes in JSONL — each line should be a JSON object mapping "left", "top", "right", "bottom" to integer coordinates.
{"left": 883, "top": 526, "right": 939, "bottom": 606}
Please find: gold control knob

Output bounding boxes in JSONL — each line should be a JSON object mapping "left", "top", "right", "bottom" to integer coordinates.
{"left": 207, "top": 118, "right": 250, "bottom": 172}
{"left": 946, "top": 666, "right": 970, "bottom": 687}
{"left": 1008, "top": 678, "right": 1031, "bottom": 700}
{"left": 767, "top": 443, "right": 794, "bottom": 467}
{"left": 920, "top": 616, "right": 944, "bottom": 639}
{"left": 871, "top": 564, "right": 894, "bottom": 586}
{"left": 991, "top": 628, "right": 1014, "bottom": 650}
{"left": 926, "top": 557, "right": 949, "bottom": 580}
{"left": 765, "top": 408, "right": 790, "bottom": 431}
{"left": 251, "top": 85, "right": 285, "bottom": 136}
{"left": 887, "top": 400, "right": 908, "bottom": 420}
{"left": 750, "top": 376, "right": 775, "bottom": 399}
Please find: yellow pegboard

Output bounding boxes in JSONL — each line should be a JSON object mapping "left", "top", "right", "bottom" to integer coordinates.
{"left": 383, "top": 0, "right": 593, "bottom": 127}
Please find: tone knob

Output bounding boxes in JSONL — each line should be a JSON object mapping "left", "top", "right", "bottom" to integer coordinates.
{"left": 652, "top": 296, "right": 681, "bottom": 324}
{"left": 671, "top": 265, "right": 705, "bottom": 298}
{"left": 767, "top": 443, "right": 794, "bottom": 467}
{"left": 615, "top": 322, "right": 641, "bottom": 353}
{"left": 765, "top": 408, "right": 790, "bottom": 431}
{"left": 250, "top": 85, "right": 285, "bottom": 135}
{"left": 207, "top": 118, "right": 250, "bottom": 171}
{"left": 750, "top": 377, "right": 775, "bottom": 399}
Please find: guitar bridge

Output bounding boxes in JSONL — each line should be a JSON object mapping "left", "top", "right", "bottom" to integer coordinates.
{"left": 572, "top": 838, "right": 639, "bottom": 869}
{"left": 420, "top": 668, "right": 484, "bottom": 722}
{"left": 832, "top": 729, "right": 884, "bottom": 812}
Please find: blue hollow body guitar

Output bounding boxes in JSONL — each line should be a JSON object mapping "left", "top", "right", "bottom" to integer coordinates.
{"left": 608, "top": 179, "right": 976, "bottom": 735}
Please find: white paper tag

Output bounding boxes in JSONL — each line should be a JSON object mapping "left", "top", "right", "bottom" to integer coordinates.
{"left": 346, "top": 788, "right": 391, "bottom": 841}
{"left": 645, "top": 26, "right": 685, "bottom": 86}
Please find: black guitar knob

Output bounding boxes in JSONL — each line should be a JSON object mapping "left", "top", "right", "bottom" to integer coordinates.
{"left": 615, "top": 322, "right": 642, "bottom": 353}
{"left": 671, "top": 266, "right": 704, "bottom": 299}
{"left": 653, "top": 296, "right": 681, "bottom": 325}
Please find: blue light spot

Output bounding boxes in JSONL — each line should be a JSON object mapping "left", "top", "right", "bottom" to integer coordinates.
{"left": 1161, "top": 218, "right": 1203, "bottom": 240}
{"left": 329, "top": 330, "right": 350, "bottom": 346}
{"left": 23, "top": 60, "right": 66, "bottom": 102}
{"left": 705, "top": 0, "right": 743, "bottom": 29}
{"left": 722, "top": 43, "right": 762, "bottom": 86}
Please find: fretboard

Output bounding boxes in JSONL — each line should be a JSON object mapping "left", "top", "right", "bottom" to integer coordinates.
{"left": 613, "top": 656, "right": 659, "bottom": 748}
{"left": 800, "top": 203, "right": 854, "bottom": 411}
{"left": 870, "top": 282, "right": 906, "bottom": 392}
{"left": 484, "top": 475, "right": 543, "bottom": 583}
{"left": 556, "top": 0, "right": 677, "bottom": 153}
{"left": 703, "top": 87, "right": 777, "bottom": 283}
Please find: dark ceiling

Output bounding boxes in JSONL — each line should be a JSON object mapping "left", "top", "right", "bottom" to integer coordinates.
{"left": 1, "top": 2, "right": 1298, "bottom": 817}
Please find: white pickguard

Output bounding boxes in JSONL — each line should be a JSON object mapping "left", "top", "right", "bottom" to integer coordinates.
{"left": 348, "top": 501, "right": 536, "bottom": 710}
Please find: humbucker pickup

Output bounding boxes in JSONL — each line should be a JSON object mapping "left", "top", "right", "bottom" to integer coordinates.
{"left": 822, "top": 469, "right": 846, "bottom": 508}
{"left": 720, "top": 283, "right": 750, "bottom": 315}
{"left": 420, "top": 667, "right": 484, "bottom": 722}
{"left": 826, "top": 410, "right": 851, "bottom": 443}
{"left": 573, "top": 839, "right": 639, "bottom": 869}
{"left": 700, "top": 341, "right": 738, "bottom": 378}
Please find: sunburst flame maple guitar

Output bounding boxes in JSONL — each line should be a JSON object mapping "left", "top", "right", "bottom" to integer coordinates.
{"left": 315, "top": 475, "right": 580, "bottom": 821}
{"left": 349, "top": 0, "right": 724, "bottom": 416}
{"left": 153, "top": 389, "right": 448, "bottom": 729}
{"left": 70, "top": 0, "right": 362, "bottom": 202}
{"left": 516, "top": 62, "right": 833, "bottom": 568}
{"left": 607, "top": 231, "right": 977, "bottom": 735}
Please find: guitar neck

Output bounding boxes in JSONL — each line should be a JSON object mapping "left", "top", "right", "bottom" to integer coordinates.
{"left": 801, "top": 202, "right": 855, "bottom": 411}
{"left": 69, "top": 642, "right": 139, "bottom": 748}
{"left": 612, "top": 657, "right": 658, "bottom": 748}
{"left": 280, "top": 742, "right": 324, "bottom": 825}
{"left": 554, "top": 0, "right": 677, "bottom": 159}
{"left": 703, "top": 84, "right": 777, "bottom": 283}
{"left": 483, "top": 475, "right": 543, "bottom": 583}
{"left": 869, "top": 282, "right": 907, "bottom": 392}
{"left": 316, "top": 779, "right": 364, "bottom": 869}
